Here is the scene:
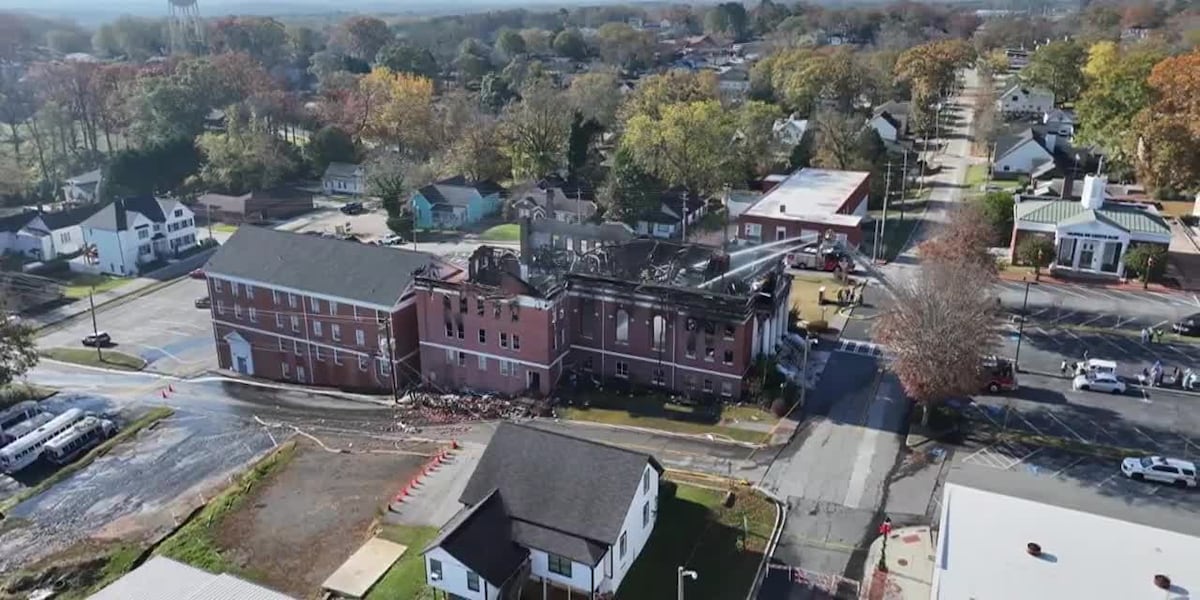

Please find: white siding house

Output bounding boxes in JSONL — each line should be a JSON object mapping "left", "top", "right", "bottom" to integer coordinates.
{"left": 81, "top": 196, "right": 198, "bottom": 275}
{"left": 423, "top": 424, "right": 663, "bottom": 599}
{"left": 997, "top": 84, "right": 1055, "bottom": 117}
{"left": 993, "top": 129, "right": 1055, "bottom": 176}
{"left": 322, "top": 162, "right": 366, "bottom": 195}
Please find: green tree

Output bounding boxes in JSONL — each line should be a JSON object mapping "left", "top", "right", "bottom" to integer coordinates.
{"left": 552, "top": 28, "right": 588, "bottom": 61}
{"left": 102, "top": 137, "right": 201, "bottom": 199}
{"left": 735, "top": 100, "right": 782, "bottom": 175}
{"left": 0, "top": 300, "right": 37, "bottom": 387}
{"left": 1016, "top": 235, "right": 1054, "bottom": 279}
{"left": 495, "top": 29, "right": 527, "bottom": 60}
{"left": 622, "top": 100, "right": 738, "bottom": 194}
{"left": 368, "top": 155, "right": 412, "bottom": 237}
{"left": 567, "top": 113, "right": 602, "bottom": 178}
{"left": 375, "top": 42, "right": 438, "bottom": 78}
{"left": 1020, "top": 40, "right": 1087, "bottom": 104}
{"left": 305, "top": 125, "right": 358, "bottom": 174}
{"left": 196, "top": 119, "right": 302, "bottom": 194}
{"left": 788, "top": 130, "right": 814, "bottom": 170}
{"left": 595, "top": 23, "right": 655, "bottom": 70}
{"left": 1124, "top": 244, "right": 1167, "bottom": 287}
{"left": 1075, "top": 42, "right": 1164, "bottom": 173}
{"left": 333, "top": 16, "right": 393, "bottom": 62}
{"left": 500, "top": 79, "right": 571, "bottom": 179}
{"left": 1132, "top": 49, "right": 1200, "bottom": 195}
{"left": 977, "top": 191, "right": 1015, "bottom": 244}
{"left": 603, "top": 145, "right": 664, "bottom": 222}
{"left": 455, "top": 38, "right": 493, "bottom": 83}
{"left": 567, "top": 71, "right": 622, "bottom": 128}
{"left": 619, "top": 70, "right": 718, "bottom": 121}
{"left": 704, "top": 2, "right": 750, "bottom": 41}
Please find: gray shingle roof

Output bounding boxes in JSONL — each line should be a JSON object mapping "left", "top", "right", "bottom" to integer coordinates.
{"left": 424, "top": 490, "right": 529, "bottom": 586}
{"left": 1015, "top": 199, "right": 1170, "bottom": 236}
{"left": 87, "top": 556, "right": 296, "bottom": 600}
{"left": 459, "top": 423, "right": 662, "bottom": 564}
{"left": 205, "top": 226, "right": 451, "bottom": 308}
{"left": 82, "top": 197, "right": 169, "bottom": 231}
{"left": 39, "top": 204, "right": 104, "bottom": 230}
{"left": 323, "top": 162, "right": 362, "bottom": 179}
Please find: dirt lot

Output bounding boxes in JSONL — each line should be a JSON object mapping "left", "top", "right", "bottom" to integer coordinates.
{"left": 213, "top": 437, "right": 438, "bottom": 598}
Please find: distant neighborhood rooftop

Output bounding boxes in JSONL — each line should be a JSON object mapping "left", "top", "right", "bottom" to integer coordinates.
{"left": 205, "top": 226, "right": 459, "bottom": 309}
{"left": 935, "top": 482, "right": 1200, "bottom": 599}
{"left": 743, "top": 168, "right": 870, "bottom": 227}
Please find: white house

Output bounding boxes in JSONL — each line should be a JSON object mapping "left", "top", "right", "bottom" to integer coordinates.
{"left": 634, "top": 188, "right": 708, "bottom": 239}
{"left": 510, "top": 177, "right": 598, "bottom": 224}
{"left": 1011, "top": 175, "right": 1171, "bottom": 279}
{"left": 1042, "top": 108, "right": 1076, "bottom": 138}
{"left": 81, "top": 196, "right": 198, "bottom": 276}
{"left": 716, "top": 66, "right": 750, "bottom": 98}
{"left": 62, "top": 168, "right": 102, "bottom": 204}
{"left": 0, "top": 205, "right": 98, "bottom": 261}
{"left": 322, "top": 162, "right": 366, "bottom": 196}
{"left": 772, "top": 115, "right": 809, "bottom": 146}
{"left": 993, "top": 128, "right": 1055, "bottom": 176}
{"left": 868, "top": 101, "right": 911, "bottom": 143}
{"left": 423, "top": 423, "right": 663, "bottom": 600}
{"left": 997, "top": 83, "right": 1055, "bottom": 117}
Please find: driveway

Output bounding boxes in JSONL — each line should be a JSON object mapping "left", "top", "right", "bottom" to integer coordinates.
{"left": 37, "top": 278, "right": 217, "bottom": 377}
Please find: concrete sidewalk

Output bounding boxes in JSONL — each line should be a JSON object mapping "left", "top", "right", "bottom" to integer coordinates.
{"left": 864, "top": 526, "right": 935, "bottom": 600}
{"left": 386, "top": 439, "right": 484, "bottom": 528}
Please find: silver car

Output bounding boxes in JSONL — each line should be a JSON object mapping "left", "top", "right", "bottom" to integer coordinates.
{"left": 1072, "top": 372, "right": 1126, "bottom": 394}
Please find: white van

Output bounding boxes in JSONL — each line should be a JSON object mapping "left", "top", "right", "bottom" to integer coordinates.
{"left": 1075, "top": 358, "right": 1117, "bottom": 377}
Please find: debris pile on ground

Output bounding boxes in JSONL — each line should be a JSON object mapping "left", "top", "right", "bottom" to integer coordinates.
{"left": 394, "top": 391, "right": 545, "bottom": 425}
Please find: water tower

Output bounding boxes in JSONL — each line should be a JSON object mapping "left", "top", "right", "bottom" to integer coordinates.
{"left": 167, "top": 0, "right": 204, "bottom": 54}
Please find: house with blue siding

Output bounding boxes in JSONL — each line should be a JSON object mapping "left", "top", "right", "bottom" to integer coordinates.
{"left": 411, "top": 176, "right": 506, "bottom": 230}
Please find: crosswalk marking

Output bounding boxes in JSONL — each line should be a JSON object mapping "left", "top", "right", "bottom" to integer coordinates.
{"left": 836, "top": 338, "right": 886, "bottom": 358}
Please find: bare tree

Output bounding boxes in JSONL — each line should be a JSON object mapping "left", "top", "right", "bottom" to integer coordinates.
{"left": 877, "top": 259, "right": 1000, "bottom": 425}
{"left": 878, "top": 206, "right": 1001, "bottom": 425}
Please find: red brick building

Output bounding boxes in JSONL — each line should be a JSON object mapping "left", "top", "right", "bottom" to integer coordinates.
{"left": 738, "top": 168, "right": 871, "bottom": 248}
{"left": 204, "top": 226, "right": 461, "bottom": 392}
{"left": 413, "top": 242, "right": 791, "bottom": 400}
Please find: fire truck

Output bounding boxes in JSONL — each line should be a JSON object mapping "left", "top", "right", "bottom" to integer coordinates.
{"left": 785, "top": 245, "right": 853, "bottom": 272}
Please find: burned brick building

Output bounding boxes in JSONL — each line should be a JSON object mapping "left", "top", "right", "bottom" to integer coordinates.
{"left": 413, "top": 238, "right": 791, "bottom": 400}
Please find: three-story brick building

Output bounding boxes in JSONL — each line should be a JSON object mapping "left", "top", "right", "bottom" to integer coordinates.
{"left": 204, "top": 226, "right": 461, "bottom": 392}
{"left": 413, "top": 241, "right": 790, "bottom": 400}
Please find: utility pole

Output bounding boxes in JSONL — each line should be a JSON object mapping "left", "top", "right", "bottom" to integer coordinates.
{"left": 383, "top": 315, "right": 399, "bottom": 403}
{"left": 89, "top": 289, "right": 102, "bottom": 362}
{"left": 722, "top": 184, "right": 731, "bottom": 249}
{"left": 680, "top": 191, "right": 688, "bottom": 242}
{"left": 880, "top": 161, "right": 892, "bottom": 263}
{"left": 206, "top": 203, "right": 214, "bottom": 241}
{"left": 900, "top": 148, "right": 908, "bottom": 221}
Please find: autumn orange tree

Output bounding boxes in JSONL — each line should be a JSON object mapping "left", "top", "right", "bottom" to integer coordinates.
{"left": 358, "top": 67, "right": 435, "bottom": 157}
{"left": 1132, "top": 49, "right": 1200, "bottom": 194}
{"left": 894, "top": 39, "right": 975, "bottom": 131}
{"left": 879, "top": 203, "right": 1001, "bottom": 426}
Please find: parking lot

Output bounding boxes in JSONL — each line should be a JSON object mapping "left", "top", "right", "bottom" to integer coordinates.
{"left": 999, "top": 318, "right": 1200, "bottom": 378}
{"left": 996, "top": 279, "right": 1200, "bottom": 326}
{"left": 38, "top": 278, "right": 217, "bottom": 377}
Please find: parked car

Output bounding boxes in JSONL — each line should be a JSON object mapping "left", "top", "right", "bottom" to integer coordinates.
{"left": 189, "top": 268, "right": 206, "bottom": 280}
{"left": 379, "top": 234, "right": 405, "bottom": 246}
{"left": 1121, "top": 456, "right": 1197, "bottom": 488}
{"left": 1072, "top": 372, "right": 1126, "bottom": 394}
{"left": 82, "top": 332, "right": 111, "bottom": 347}
{"left": 1172, "top": 313, "right": 1200, "bottom": 336}
{"left": 340, "top": 201, "right": 364, "bottom": 215}
{"left": 194, "top": 296, "right": 211, "bottom": 309}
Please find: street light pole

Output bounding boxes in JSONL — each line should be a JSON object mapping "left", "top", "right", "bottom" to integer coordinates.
{"left": 1014, "top": 277, "right": 1032, "bottom": 370}
{"left": 677, "top": 567, "right": 698, "bottom": 600}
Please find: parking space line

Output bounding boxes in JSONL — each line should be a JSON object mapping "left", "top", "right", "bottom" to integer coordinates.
{"left": 1193, "top": 294, "right": 1200, "bottom": 308}
{"left": 1177, "top": 435, "right": 1200, "bottom": 456}
{"left": 1045, "top": 412, "right": 1088, "bottom": 444}
{"left": 1097, "top": 335, "right": 1133, "bottom": 358}
{"left": 1009, "top": 447, "right": 1042, "bottom": 469}
{"left": 1129, "top": 425, "right": 1158, "bottom": 447}
{"left": 1049, "top": 456, "right": 1087, "bottom": 479}
{"left": 1079, "top": 314, "right": 1108, "bottom": 327}
{"left": 1014, "top": 412, "right": 1046, "bottom": 436}
{"left": 1050, "top": 310, "right": 1077, "bottom": 324}
{"left": 1076, "top": 415, "right": 1123, "bottom": 444}
{"left": 1094, "top": 474, "right": 1119, "bottom": 488}
{"left": 962, "top": 446, "right": 1006, "bottom": 469}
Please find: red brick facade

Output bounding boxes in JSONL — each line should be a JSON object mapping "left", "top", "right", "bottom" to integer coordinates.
{"left": 413, "top": 277, "right": 784, "bottom": 401}
{"left": 208, "top": 277, "right": 419, "bottom": 392}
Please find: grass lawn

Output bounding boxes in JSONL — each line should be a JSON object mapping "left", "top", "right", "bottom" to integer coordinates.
{"left": 39, "top": 348, "right": 147, "bottom": 371}
{"left": 1158, "top": 200, "right": 1194, "bottom": 218}
{"left": 789, "top": 276, "right": 845, "bottom": 325}
{"left": 0, "top": 407, "right": 173, "bottom": 514}
{"left": 365, "top": 525, "right": 440, "bottom": 600}
{"left": 618, "top": 482, "right": 776, "bottom": 600}
{"left": 58, "top": 273, "right": 128, "bottom": 300}
{"left": 560, "top": 406, "right": 767, "bottom": 444}
{"left": 479, "top": 223, "right": 521, "bottom": 241}
{"left": 212, "top": 223, "right": 239, "bottom": 234}
{"left": 964, "top": 163, "right": 989, "bottom": 189}
{"left": 156, "top": 442, "right": 297, "bottom": 574}
{"left": 0, "top": 383, "right": 57, "bottom": 409}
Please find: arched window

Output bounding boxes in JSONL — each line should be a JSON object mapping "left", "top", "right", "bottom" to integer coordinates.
{"left": 651, "top": 315, "right": 666, "bottom": 351}
{"left": 615, "top": 309, "right": 629, "bottom": 344}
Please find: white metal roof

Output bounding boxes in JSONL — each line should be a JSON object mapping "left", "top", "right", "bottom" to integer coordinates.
{"left": 743, "top": 168, "right": 869, "bottom": 226}
{"left": 933, "top": 483, "right": 1200, "bottom": 599}
{"left": 88, "top": 556, "right": 297, "bottom": 600}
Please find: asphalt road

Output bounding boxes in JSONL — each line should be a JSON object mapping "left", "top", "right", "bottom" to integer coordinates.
{"left": 996, "top": 278, "right": 1200, "bottom": 325}
{"left": 37, "top": 277, "right": 217, "bottom": 377}
{"left": 998, "top": 319, "right": 1200, "bottom": 378}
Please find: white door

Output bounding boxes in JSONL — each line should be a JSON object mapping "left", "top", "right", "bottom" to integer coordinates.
{"left": 297, "top": 365, "right": 306, "bottom": 383}
{"left": 225, "top": 332, "right": 254, "bottom": 376}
